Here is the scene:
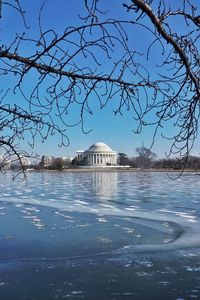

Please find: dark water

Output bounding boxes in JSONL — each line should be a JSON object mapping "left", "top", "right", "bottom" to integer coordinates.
{"left": 0, "top": 171, "right": 200, "bottom": 299}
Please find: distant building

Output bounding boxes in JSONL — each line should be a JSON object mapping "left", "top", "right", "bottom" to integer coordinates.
{"left": 76, "top": 142, "right": 117, "bottom": 166}
{"left": 10, "top": 155, "right": 30, "bottom": 169}
{"left": 39, "top": 155, "right": 72, "bottom": 168}
{"left": 40, "top": 156, "right": 54, "bottom": 167}
{"left": 20, "top": 157, "right": 30, "bottom": 166}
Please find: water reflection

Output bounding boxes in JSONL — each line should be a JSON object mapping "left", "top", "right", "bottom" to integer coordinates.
{"left": 91, "top": 172, "right": 118, "bottom": 198}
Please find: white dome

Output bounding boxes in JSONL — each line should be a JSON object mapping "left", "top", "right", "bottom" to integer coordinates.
{"left": 87, "top": 142, "right": 113, "bottom": 153}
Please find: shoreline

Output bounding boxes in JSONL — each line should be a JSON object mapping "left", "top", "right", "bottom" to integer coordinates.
{"left": 27, "top": 168, "right": 200, "bottom": 173}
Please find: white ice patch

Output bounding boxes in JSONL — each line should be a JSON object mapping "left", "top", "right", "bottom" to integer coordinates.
{"left": 97, "top": 218, "right": 107, "bottom": 223}
{"left": 1, "top": 183, "right": 200, "bottom": 253}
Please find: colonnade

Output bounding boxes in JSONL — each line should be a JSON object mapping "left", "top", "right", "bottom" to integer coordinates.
{"left": 85, "top": 152, "right": 117, "bottom": 165}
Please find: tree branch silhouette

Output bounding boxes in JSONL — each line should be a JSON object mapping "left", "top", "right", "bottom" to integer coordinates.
{"left": 0, "top": 0, "right": 199, "bottom": 174}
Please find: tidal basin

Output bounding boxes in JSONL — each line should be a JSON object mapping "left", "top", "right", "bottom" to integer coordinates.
{"left": 0, "top": 171, "right": 200, "bottom": 299}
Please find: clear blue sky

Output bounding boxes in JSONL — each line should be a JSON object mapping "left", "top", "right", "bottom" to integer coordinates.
{"left": 1, "top": 0, "right": 199, "bottom": 159}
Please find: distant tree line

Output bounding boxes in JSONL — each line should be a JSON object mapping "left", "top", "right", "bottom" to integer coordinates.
{"left": 118, "top": 147, "right": 200, "bottom": 171}
{"left": 34, "top": 156, "right": 71, "bottom": 171}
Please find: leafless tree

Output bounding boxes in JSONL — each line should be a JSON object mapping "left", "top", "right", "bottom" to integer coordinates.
{"left": 135, "top": 146, "right": 156, "bottom": 169}
{"left": 0, "top": 0, "right": 199, "bottom": 173}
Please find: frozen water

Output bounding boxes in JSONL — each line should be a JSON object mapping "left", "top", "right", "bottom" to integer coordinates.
{"left": 0, "top": 171, "right": 200, "bottom": 299}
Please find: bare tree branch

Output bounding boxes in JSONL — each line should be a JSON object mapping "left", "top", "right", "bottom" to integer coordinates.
{"left": 0, "top": 0, "right": 200, "bottom": 174}
{"left": 132, "top": 0, "right": 200, "bottom": 97}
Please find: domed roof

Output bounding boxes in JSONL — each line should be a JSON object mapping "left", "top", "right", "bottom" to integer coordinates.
{"left": 87, "top": 142, "right": 113, "bottom": 152}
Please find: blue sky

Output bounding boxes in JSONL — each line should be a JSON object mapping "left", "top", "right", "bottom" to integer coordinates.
{"left": 1, "top": 0, "right": 199, "bottom": 159}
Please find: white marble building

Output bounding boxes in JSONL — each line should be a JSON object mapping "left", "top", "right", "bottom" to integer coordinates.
{"left": 77, "top": 142, "right": 117, "bottom": 166}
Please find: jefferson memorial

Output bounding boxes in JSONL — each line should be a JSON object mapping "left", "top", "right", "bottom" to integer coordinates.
{"left": 76, "top": 142, "right": 117, "bottom": 166}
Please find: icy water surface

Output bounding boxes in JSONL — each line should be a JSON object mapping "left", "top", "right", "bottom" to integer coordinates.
{"left": 0, "top": 171, "right": 200, "bottom": 299}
